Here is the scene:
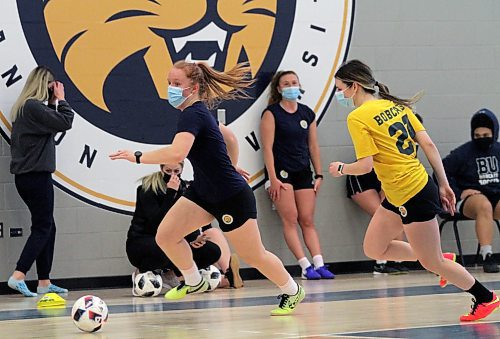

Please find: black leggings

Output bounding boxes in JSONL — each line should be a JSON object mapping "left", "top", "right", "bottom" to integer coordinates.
{"left": 126, "top": 236, "right": 221, "bottom": 275}
{"left": 14, "top": 172, "right": 56, "bottom": 280}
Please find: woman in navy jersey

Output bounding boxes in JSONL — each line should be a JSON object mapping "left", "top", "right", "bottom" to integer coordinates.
{"left": 110, "top": 61, "right": 304, "bottom": 316}
{"left": 260, "top": 71, "right": 334, "bottom": 280}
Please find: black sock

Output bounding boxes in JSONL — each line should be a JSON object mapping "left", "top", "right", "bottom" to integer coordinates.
{"left": 466, "top": 279, "right": 493, "bottom": 304}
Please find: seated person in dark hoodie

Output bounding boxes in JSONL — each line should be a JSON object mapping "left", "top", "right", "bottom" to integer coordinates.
{"left": 442, "top": 109, "right": 500, "bottom": 273}
{"left": 126, "top": 162, "right": 222, "bottom": 292}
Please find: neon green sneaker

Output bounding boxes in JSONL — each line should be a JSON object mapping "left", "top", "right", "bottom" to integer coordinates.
{"left": 164, "top": 278, "right": 210, "bottom": 300}
{"left": 270, "top": 284, "right": 305, "bottom": 316}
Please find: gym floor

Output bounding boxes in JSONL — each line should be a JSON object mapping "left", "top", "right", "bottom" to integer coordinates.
{"left": 1, "top": 269, "right": 499, "bottom": 338}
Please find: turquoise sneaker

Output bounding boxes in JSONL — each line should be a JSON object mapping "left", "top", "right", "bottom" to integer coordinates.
{"left": 164, "top": 278, "right": 210, "bottom": 300}
{"left": 8, "top": 277, "right": 37, "bottom": 297}
{"left": 270, "top": 284, "right": 305, "bottom": 316}
{"left": 37, "top": 284, "right": 68, "bottom": 294}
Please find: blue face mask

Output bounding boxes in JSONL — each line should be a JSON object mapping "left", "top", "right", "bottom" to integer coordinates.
{"left": 281, "top": 86, "right": 301, "bottom": 101}
{"left": 168, "top": 86, "right": 191, "bottom": 108}
{"left": 335, "top": 88, "right": 355, "bottom": 108}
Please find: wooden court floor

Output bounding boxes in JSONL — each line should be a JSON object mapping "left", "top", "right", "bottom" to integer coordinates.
{"left": 1, "top": 268, "right": 499, "bottom": 338}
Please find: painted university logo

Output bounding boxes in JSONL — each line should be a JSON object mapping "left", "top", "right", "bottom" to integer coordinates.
{"left": 0, "top": 0, "right": 354, "bottom": 213}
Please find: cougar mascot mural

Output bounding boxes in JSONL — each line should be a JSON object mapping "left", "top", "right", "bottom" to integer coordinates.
{"left": 0, "top": 0, "right": 354, "bottom": 213}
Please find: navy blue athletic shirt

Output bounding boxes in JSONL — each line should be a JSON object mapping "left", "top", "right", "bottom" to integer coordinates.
{"left": 176, "top": 101, "right": 247, "bottom": 203}
{"left": 265, "top": 102, "right": 316, "bottom": 172}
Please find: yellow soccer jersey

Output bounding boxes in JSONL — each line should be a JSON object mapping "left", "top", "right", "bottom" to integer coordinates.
{"left": 347, "top": 99, "right": 427, "bottom": 206}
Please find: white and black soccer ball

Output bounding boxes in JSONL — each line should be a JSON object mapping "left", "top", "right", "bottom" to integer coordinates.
{"left": 133, "top": 271, "right": 162, "bottom": 297}
{"left": 200, "top": 265, "right": 222, "bottom": 290}
{"left": 71, "top": 295, "right": 108, "bottom": 333}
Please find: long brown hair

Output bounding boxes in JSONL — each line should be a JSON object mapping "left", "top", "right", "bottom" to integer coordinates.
{"left": 268, "top": 70, "right": 299, "bottom": 105}
{"left": 335, "top": 59, "right": 422, "bottom": 108}
{"left": 173, "top": 61, "right": 254, "bottom": 110}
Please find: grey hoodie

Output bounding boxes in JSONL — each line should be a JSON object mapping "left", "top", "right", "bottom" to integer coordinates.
{"left": 10, "top": 99, "right": 74, "bottom": 174}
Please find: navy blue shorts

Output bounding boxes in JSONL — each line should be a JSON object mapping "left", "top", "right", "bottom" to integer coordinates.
{"left": 381, "top": 176, "right": 442, "bottom": 224}
{"left": 184, "top": 185, "right": 257, "bottom": 232}
{"left": 274, "top": 166, "right": 314, "bottom": 190}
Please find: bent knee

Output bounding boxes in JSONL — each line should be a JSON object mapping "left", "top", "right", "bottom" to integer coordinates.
{"left": 298, "top": 217, "right": 315, "bottom": 229}
{"left": 418, "top": 257, "right": 443, "bottom": 273}
{"left": 363, "top": 243, "right": 384, "bottom": 260}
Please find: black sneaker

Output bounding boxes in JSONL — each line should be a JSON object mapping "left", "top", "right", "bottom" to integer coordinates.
{"left": 483, "top": 253, "right": 499, "bottom": 273}
{"left": 373, "top": 263, "right": 400, "bottom": 275}
{"left": 388, "top": 261, "right": 410, "bottom": 274}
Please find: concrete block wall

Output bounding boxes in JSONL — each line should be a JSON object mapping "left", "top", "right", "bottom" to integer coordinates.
{"left": 1, "top": 0, "right": 500, "bottom": 282}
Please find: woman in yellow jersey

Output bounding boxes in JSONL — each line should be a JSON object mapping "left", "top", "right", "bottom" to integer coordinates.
{"left": 329, "top": 60, "right": 498, "bottom": 322}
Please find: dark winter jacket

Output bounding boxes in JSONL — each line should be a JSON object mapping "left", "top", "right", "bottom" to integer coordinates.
{"left": 127, "top": 179, "right": 208, "bottom": 242}
{"left": 10, "top": 99, "right": 74, "bottom": 174}
{"left": 442, "top": 109, "right": 500, "bottom": 199}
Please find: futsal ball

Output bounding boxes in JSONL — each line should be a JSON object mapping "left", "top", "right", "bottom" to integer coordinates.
{"left": 200, "top": 265, "right": 222, "bottom": 290}
{"left": 133, "top": 271, "right": 162, "bottom": 297}
{"left": 71, "top": 295, "right": 108, "bottom": 333}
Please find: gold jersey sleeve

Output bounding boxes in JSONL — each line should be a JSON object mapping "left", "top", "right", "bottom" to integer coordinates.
{"left": 347, "top": 100, "right": 428, "bottom": 206}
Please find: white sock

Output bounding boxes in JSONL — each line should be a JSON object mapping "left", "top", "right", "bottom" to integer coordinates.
{"left": 279, "top": 277, "right": 299, "bottom": 296}
{"left": 312, "top": 255, "right": 324, "bottom": 268}
{"left": 180, "top": 264, "right": 202, "bottom": 286}
{"left": 376, "top": 260, "right": 387, "bottom": 264}
{"left": 480, "top": 245, "right": 493, "bottom": 260}
{"left": 298, "top": 257, "right": 311, "bottom": 271}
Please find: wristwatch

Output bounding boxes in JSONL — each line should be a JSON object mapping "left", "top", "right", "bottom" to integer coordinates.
{"left": 134, "top": 151, "right": 142, "bottom": 164}
{"left": 314, "top": 174, "right": 324, "bottom": 180}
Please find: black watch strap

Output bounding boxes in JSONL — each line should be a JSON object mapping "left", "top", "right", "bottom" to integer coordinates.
{"left": 314, "top": 174, "right": 324, "bottom": 180}
{"left": 134, "top": 151, "right": 142, "bottom": 164}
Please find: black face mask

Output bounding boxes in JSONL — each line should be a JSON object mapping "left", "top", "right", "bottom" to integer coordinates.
{"left": 162, "top": 173, "right": 171, "bottom": 183}
{"left": 473, "top": 137, "right": 494, "bottom": 151}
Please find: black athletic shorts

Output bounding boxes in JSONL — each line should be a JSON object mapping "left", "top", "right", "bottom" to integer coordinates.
{"left": 274, "top": 166, "right": 314, "bottom": 190}
{"left": 184, "top": 185, "right": 257, "bottom": 232}
{"left": 381, "top": 176, "right": 442, "bottom": 224}
{"left": 346, "top": 170, "right": 381, "bottom": 198}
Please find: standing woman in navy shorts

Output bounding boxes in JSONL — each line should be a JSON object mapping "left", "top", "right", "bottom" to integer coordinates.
{"left": 260, "top": 71, "right": 334, "bottom": 280}
{"left": 110, "top": 61, "right": 304, "bottom": 316}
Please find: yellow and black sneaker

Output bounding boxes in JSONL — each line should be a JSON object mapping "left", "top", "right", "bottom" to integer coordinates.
{"left": 164, "top": 278, "right": 210, "bottom": 300}
{"left": 270, "top": 284, "right": 305, "bottom": 316}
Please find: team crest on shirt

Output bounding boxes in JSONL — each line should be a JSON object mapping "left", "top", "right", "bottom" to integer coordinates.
{"left": 0, "top": 1, "right": 354, "bottom": 213}
{"left": 398, "top": 206, "right": 408, "bottom": 218}
{"left": 300, "top": 120, "right": 308, "bottom": 129}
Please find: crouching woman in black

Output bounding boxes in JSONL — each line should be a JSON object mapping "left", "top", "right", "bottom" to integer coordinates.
{"left": 126, "top": 162, "right": 221, "bottom": 289}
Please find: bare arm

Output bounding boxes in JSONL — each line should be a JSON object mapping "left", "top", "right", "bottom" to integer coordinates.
{"left": 260, "top": 110, "right": 287, "bottom": 200}
{"left": 414, "top": 131, "right": 448, "bottom": 186}
{"left": 330, "top": 156, "right": 373, "bottom": 177}
{"left": 219, "top": 122, "right": 238, "bottom": 166}
{"left": 260, "top": 110, "right": 277, "bottom": 180}
{"left": 308, "top": 121, "right": 322, "bottom": 175}
{"left": 219, "top": 122, "right": 250, "bottom": 180}
{"left": 109, "top": 132, "right": 194, "bottom": 164}
{"left": 415, "top": 130, "right": 456, "bottom": 214}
